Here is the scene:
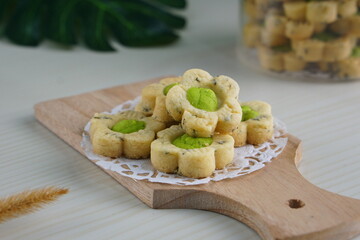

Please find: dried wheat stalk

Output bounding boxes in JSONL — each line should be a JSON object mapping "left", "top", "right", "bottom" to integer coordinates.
{"left": 0, "top": 186, "right": 69, "bottom": 223}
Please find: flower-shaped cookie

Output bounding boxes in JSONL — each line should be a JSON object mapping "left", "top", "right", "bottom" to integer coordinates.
{"left": 151, "top": 125, "right": 234, "bottom": 178}
{"left": 135, "top": 77, "right": 182, "bottom": 123}
{"left": 165, "top": 69, "right": 242, "bottom": 138}
{"left": 90, "top": 111, "right": 165, "bottom": 159}
{"left": 231, "top": 101, "right": 273, "bottom": 147}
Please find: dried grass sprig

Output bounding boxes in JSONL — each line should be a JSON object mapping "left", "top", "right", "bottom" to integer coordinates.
{"left": 0, "top": 186, "right": 69, "bottom": 223}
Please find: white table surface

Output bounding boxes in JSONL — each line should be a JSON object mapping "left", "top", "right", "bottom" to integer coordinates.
{"left": 1, "top": 0, "right": 359, "bottom": 239}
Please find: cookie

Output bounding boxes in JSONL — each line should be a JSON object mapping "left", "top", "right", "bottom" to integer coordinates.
{"left": 284, "top": 1, "right": 307, "bottom": 21}
{"left": 264, "top": 13, "right": 287, "bottom": 35}
{"left": 231, "top": 101, "right": 274, "bottom": 147}
{"left": 135, "top": 77, "right": 182, "bottom": 123}
{"left": 258, "top": 45, "right": 285, "bottom": 71}
{"left": 337, "top": 0, "right": 358, "bottom": 18}
{"left": 151, "top": 125, "right": 234, "bottom": 178}
{"left": 284, "top": 52, "right": 307, "bottom": 71}
{"left": 293, "top": 39, "right": 325, "bottom": 62}
{"left": 90, "top": 111, "right": 165, "bottom": 159}
{"left": 306, "top": 1, "right": 338, "bottom": 24}
{"left": 166, "top": 69, "right": 242, "bottom": 138}
{"left": 323, "top": 35, "right": 355, "bottom": 62}
{"left": 336, "top": 47, "right": 360, "bottom": 79}
{"left": 285, "top": 21, "right": 314, "bottom": 40}
{"left": 336, "top": 58, "right": 360, "bottom": 79}
{"left": 350, "top": 15, "right": 360, "bottom": 37}
{"left": 244, "top": 0, "right": 259, "bottom": 20}
{"left": 261, "top": 28, "right": 289, "bottom": 47}
{"left": 243, "top": 22, "right": 262, "bottom": 48}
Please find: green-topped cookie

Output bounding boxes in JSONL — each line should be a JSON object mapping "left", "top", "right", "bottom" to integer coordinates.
{"left": 242, "top": 105, "right": 259, "bottom": 121}
{"left": 163, "top": 83, "right": 179, "bottom": 96}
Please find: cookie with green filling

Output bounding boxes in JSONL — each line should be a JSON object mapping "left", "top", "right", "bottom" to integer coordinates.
{"left": 135, "top": 77, "right": 182, "bottom": 124}
{"left": 151, "top": 125, "right": 234, "bottom": 178}
{"left": 165, "top": 69, "right": 242, "bottom": 138}
{"left": 90, "top": 111, "right": 165, "bottom": 159}
{"left": 231, "top": 101, "right": 273, "bottom": 147}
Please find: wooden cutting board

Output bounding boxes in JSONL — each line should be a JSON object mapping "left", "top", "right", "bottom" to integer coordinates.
{"left": 34, "top": 77, "right": 360, "bottom": 240}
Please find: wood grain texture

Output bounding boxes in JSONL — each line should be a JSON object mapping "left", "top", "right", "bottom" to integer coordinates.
{"left": 34, "top": 78, "right": 360, "bottom": 240}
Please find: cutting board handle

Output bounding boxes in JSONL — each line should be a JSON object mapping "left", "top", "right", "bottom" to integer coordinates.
{"left": 154, "top": 135, "right": 360, "bottom": 240}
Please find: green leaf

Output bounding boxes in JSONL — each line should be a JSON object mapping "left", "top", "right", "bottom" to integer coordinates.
{"left": 107, "top": 1, "right": 178, "bottom": 47}
{"left": 0, "top": 0, "right": 14, "bottom": 36}
{"left": 116, "top": 0, "right": 186, "bottom": 29}
{"left": 0, "top": 0, "right": 186, "bottom": 51}
{"left": 79, "top": 1, "right": 114, "bottom": 51}
{"left": 46, "top": 0, "right": 79, "bottom": 45}
{"left": 0, "top": 0, "right": 15, "bottom": 20}
{"left": 146, "top": 0, "right": 186, "bottom": 9}
{"left": 5, "top": 0, "right": 45, "bottom": 46}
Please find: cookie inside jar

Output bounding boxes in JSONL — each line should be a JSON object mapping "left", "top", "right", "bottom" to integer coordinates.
{"left": 239, "top": 0, "right": 360, "bottom": 81}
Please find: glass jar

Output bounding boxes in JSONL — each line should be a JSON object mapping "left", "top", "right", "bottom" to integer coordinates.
{"left": 238, "top": 0, "right": 360, "bottom": 81}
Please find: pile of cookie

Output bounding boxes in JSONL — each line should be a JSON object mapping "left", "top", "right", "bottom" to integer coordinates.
{"left": 89, "top": 69, "right": 274, "bottom": 178}
{"left": 243, "top": 0, "right": 360, "bottom": 79}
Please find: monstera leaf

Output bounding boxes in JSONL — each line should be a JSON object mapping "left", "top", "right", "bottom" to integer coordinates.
{"left": 0, "top": 0, "right": 186, "bottom": 51}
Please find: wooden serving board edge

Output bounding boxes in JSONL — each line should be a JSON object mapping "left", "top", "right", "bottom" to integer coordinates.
{"left": 34, "top": 78, "right": 166, "bottom": 207}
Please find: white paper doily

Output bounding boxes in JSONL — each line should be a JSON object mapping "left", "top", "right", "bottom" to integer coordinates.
{"left": 81, "top": 97, "right": 288, "bottom": 185}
